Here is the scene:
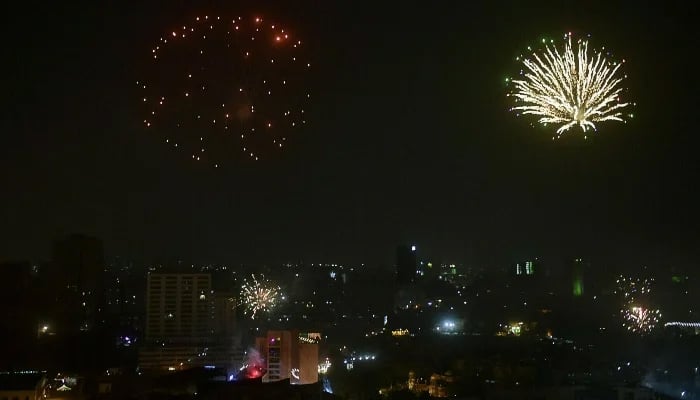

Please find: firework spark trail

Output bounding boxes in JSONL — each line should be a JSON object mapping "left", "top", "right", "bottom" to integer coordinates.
{"left": 139, "top": 14, "right": 310, "bottom": 166}
{"left": 622, "top": 306, "right": 661, "bottom": 334}
{"left": 615, "top": 275, "right": 653, "bottom": 302}
{"left": 509, "top": 34, "right": 631, "bottom": 137}
{"left": 616, "top": 275, "right": 661, "bottom": 334}
{"left": 240, "top": 274, "right": 280, "bottom": 319}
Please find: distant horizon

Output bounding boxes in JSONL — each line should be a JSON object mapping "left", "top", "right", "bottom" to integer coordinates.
{"left": 1, "top": 234, "right": 694, "bottom": 275}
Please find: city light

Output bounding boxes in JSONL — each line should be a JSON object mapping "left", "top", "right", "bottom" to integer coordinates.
{"left": 664, "top": 322, "right": 700, "bottom": 328}
{"left": 391, "top": 328, "right": 410, "bottom": 337}
{"left": 318, "top": 358, "right": 331, "bottom": 374}
{"left": 435, "top": 319, "right": 464, "bottom": 335}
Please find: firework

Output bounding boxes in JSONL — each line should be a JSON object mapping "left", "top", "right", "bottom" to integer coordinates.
{"left": 138, "top": 15, "right": 310, "bottom": 166}
{"left": 230, "top": 348, "right": 266, "bottom": 380}
{"left": 615, "top": 275, "right": 654, "bottom": 302}
{"left": 615, "top": 275, "right": 661, "bottom": 334}
{"left": 622, "top": 306, "right": 661, "bottom": 334}
{"left": 508, "top": 33, "right": 632, "bottom": 138}
{"left": 240, "top": 274, "right": 281, "bottom": 319}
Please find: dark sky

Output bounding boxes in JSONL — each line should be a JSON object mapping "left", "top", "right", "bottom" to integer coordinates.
{"left": 2, "top": 1, "right": 699, "bottom": 268}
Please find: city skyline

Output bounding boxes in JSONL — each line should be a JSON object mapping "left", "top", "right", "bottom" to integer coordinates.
{"left": 2, "top": 1, "right": 698, "bottom": 268}
{"left": 3, "top": 2, "right": 700, "bottom": 398}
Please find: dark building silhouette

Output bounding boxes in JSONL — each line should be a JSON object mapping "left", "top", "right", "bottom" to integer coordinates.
{"left": 49, "top": 234, "right": 105, "bottom": 333}
{"left": 104, "top": 257, "right": 145, "bottom": 341}
{"left": 0, "top": 371, "right": 46, "bottom": 400}
{"left": 0, "top": 261, "right": 41, "bottom": 368}
{"left": 396, "top": 245, "right": 417, "bottom": 285}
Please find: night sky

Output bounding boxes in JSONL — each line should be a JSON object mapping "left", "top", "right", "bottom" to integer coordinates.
{"left": 2, "top": 1, "right": 699, "bottom": 268}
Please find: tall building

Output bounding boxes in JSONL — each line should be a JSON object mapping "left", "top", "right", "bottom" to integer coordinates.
{"left": 140, "top": 273, "right": 243, "bottom": 372}
{"left": 0, "top": 261, "right": 41, "bottom": 368}
{"left": 572, "top": 258, "right": 585, "bottom": 297}
{"left": 211, "top": 291, "right": 236, "bottom": 340}
{"left": 145, "top": 273, "right": 213, "bottom": 343}
{"left": 50, "top": 234, "right": 105, "bottom": 332}
{"left": 396, "top": 245, "right": 417, "bottom": 284}
{"left": 255, "top": 331, "right": 319, "bottom": 384}
{"left": 104, "top": 257, "right": 145, "bottom": 339}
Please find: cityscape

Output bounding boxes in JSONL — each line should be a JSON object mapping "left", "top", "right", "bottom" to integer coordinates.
{"left": 1, "top": 237, "right": 699, "bottom": 399}
{"left": 2, "top": 1, "right": 699, "bottom": 400}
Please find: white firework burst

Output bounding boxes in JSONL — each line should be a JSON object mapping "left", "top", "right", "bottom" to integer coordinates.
{"left": 622, "top": 306, "right": 661, "bottom": 334}
{"left": 240, "top": 274, "right": 281, "bottom": 319}
{"left": 509, "top": 34, "right": 632, "bottom": 137}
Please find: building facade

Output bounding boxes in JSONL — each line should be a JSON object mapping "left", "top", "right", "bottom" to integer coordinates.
{"left": 396, "top": 245, "right": 417, "bottom": 285}
{"left": 145, "top": 273, "right": 213, "bottom": 344}
{"left": 255, "top": 330, "right": 319, "bottom": 384}
{"left": 140, "top": 273, "right": 243, "bottom": 373}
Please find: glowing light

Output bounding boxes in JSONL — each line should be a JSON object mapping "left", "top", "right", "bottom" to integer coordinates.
{"left": 664, "top": 322, "right": 700, "bottom": 328}
{"left": 240, "top": 274, "right": 281, "bottom": 319}
{"left": 318, "top": 358, "right": 332, "bottom": 374}
{"left": 509, "top": 322, "right": 523, "bottom": 336}
{"left": 622, "top": 306, "right": 661, "bottom": 334}
{"left": 509, "top": 34, "right": 631, "bottom": 137}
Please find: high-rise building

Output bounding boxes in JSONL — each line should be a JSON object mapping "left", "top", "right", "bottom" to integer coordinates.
{"left": 0, "top": 261, "right": 41, "bottom": 368}
{"left": 396, "top": 245, "right": 417, "bottom": 284}
{"left": 140, "top": 273, "right": 244, "bottom": 372}
{"left": 572, "top": 258, "right": 585, "bottom": 297}
{"left": 212, "top": 291, "right": 236, "bottom": 340}
{"left": 104, "top": 257, "right": 145, "bottom": 339}
{"left": 255, "top": 331, "right": 319, "bottom": 384}
{"left": 145, "top": 273, "right": 213, "bottom": 343}
{"left": 50, "top": 234, "right": 105, "bottom": 332}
